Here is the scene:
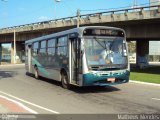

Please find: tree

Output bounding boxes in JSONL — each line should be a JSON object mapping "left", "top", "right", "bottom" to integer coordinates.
{"left": 128, "top": 41, "right": 136, "bottom": 53}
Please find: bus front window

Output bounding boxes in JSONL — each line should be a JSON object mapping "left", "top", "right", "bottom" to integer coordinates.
{"left": 84, "top": 37, "right": 128, "bottom": 69}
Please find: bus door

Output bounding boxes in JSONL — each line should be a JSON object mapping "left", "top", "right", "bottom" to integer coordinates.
{"left": 70, "top": 38, "right": 81, "bottom": 84}
{"left": 27, "top": 44, "right": 32, "bottom": 73}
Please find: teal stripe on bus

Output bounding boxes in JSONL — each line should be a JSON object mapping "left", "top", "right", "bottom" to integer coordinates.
{"left": 32, "top": 58, "right": 50, "bottom": 78}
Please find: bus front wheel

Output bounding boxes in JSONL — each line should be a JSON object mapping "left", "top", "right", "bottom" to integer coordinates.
{"left": 61, "top": 72, "right": 71, "bottom": 89}
{"left": 34, "top": 66, "right": 39, "bottom": 79}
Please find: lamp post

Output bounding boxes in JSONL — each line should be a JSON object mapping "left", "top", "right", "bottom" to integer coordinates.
{"left": 54, "top": 0, "right": 61, "bottom": 19}
{"left": 1, "top": 0, "right": 8, "bottom": 65}
{"left": 133, "top": 0, "right": 138, "bottom": 8}
{"left": 77, "top": 9, "right": 80, "bottom": 28}
{"left": 13, "top": 30, "right": 16, "bottom": 64}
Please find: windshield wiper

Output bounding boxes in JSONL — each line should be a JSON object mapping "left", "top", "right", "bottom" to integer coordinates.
{"left": 93, "top": 37, "right": 106, "bottom": 50}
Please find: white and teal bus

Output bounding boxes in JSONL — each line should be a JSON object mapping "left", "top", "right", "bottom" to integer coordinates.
{"left": 25, "top": 26, "right": 130, "bottom": 89}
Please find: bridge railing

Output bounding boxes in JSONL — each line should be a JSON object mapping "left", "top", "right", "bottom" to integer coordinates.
{"left": 0, "top": 5, "right": 160, "bottom": 31}
{"left": 80, "top": 5, "right": 160, "bottom": 17}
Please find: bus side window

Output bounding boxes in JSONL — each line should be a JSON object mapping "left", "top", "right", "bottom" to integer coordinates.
{"left": 40, "top": 40, "right": 46, "bottom": 55}
{"left": 48, "top": 39, "right": 56, "bottom": 48}
{"left": 33, "top": 42, "right": 39, "bottom": 56}
{"left": 57, "top": 36, "right": 68, "bottom": 56}
{"left": 47, "top": 39, "right": 56, "bottom": 66}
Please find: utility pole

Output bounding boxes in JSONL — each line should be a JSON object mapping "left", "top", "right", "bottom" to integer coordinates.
{"left": 77, "top": 9, "right": 80, "bottom": 28}
{"left": 54, "top": 0, "right": 61, "bottom": 19}
{"left": 14, "top": 30, "right": 16, "bottom": 64}
{"left": 133, "top": 0, "right": 138, "bottom": 8}
{"left": 1, "top": 0, "right": 8, "bottom": 65}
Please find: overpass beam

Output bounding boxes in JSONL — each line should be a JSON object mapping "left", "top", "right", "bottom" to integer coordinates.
{"left": 136, "top": 40, "right": 149, "bottom": 69}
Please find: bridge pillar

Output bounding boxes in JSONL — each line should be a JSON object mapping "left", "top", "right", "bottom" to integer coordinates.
{"left": 11, "top": 42, "right": 25, "bottom": 64}
{"left": 136, "top": 40, "right": 149, "bottom": 69}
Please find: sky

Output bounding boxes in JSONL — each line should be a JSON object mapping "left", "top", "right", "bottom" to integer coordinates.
{"left": 0, "top": 0, "right": 150, "bottom": 28}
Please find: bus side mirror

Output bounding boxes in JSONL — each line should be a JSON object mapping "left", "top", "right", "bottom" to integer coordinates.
{"left": 69, "top": 33, "right": 78, "bottom": 39}
{"left": 28, "top": 45, "right": 32, "bottom": 48}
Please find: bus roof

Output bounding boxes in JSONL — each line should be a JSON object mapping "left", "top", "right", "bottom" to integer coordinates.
{"left": 25, "top": 26, "right": 124, "bottom": 44}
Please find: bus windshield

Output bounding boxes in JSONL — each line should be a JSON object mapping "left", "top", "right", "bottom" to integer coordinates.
{"left": 84, "top": 37, "right": 128, "bottom": 69}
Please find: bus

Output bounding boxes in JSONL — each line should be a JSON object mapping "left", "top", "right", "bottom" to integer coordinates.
{"left": 25, "top": 26, "right": 130, "bottom": 89}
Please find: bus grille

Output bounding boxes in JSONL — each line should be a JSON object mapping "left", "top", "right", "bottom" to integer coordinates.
{"left": 94, "top": 79, "right": 124, "bottom": 84}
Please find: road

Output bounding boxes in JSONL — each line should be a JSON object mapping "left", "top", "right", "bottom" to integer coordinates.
{"left": 0, "top": 65, "right": 160, "bottom": 114}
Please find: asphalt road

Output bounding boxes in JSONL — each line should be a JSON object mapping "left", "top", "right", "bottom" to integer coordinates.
{"left": 0, "top": 65, "right": 160, "bottom": 114}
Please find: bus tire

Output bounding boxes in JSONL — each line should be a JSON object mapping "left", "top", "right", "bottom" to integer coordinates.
{"left": 34, "top": 66, "right": 39, "bottom": 79}
{"left": 61, "top": 72, "right": 71, "bottom": 89}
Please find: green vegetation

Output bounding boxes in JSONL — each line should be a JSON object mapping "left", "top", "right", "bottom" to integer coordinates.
{"left": 130, "top": 66, "right": 160, "bottom": 84}
{"left": 127, "top": 41, "right": 136, "bottom": 53}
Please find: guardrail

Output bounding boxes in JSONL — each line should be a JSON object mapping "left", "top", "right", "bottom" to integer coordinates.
{"left": 0, "top": 5, "right": 160, "bottom": 31}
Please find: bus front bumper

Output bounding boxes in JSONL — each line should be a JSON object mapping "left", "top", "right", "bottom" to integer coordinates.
{"left": 83, "top": 70, "right": 130, "bottom": 86}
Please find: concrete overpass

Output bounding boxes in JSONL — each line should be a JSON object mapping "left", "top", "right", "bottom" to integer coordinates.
{"left": 0, "top": 5, "right": 160, "bottom": 66}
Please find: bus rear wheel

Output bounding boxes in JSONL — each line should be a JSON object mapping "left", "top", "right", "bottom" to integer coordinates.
{"left": 34, "top": 66, "right": 39, "bottom": 79}
{"left": 61, "top": 72, "right": 71, "bottom": 89}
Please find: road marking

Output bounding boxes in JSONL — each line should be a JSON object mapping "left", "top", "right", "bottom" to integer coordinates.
{"left": 0, "top": 91, "right": 59, "bottom": 114}
{"left": 152, "top": 98, "right": 160, "bottom": 101}
{"left": 0, "top": 95, "right": 38, "bottom": 114}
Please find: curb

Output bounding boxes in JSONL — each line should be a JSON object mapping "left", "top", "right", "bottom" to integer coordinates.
{"left": 0, "top": 64, "right": 25, "bottom": 67}
{"left": 130, "top": 80, "right": 160, "bottom": 87}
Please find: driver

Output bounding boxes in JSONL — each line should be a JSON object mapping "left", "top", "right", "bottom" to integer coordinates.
{"left": 99, "top": 43, "right": 113, "bottom": 64}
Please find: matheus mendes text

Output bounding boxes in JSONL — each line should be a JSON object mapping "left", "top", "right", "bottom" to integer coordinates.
{"left": 118, "top": 114, "right": 160, "bottom": 120}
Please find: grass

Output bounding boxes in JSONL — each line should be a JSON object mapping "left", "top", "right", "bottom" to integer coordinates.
{"left": 130, "top": 66, "right": 160, "bottom": 84}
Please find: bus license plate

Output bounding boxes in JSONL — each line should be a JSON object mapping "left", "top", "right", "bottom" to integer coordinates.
{"left": 108, "top": 78, "right": 115, "bottom": 83}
